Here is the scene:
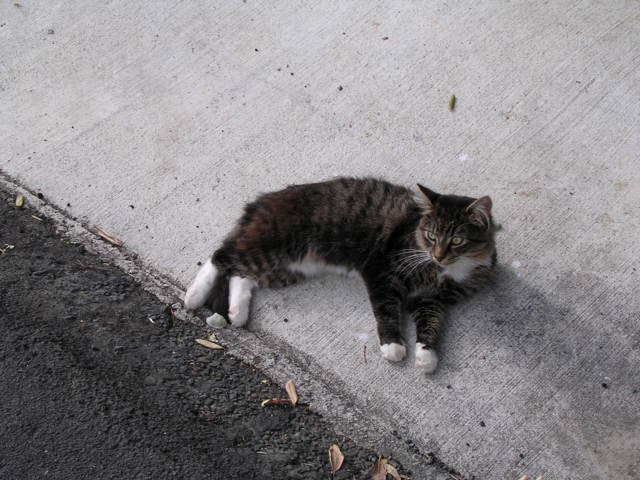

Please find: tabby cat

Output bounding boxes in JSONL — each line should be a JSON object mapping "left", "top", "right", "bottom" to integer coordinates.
{"left": 184, "top": 177, "right": 497, "bottom": 374}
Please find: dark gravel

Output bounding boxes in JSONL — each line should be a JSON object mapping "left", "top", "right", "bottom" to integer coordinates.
{"left": 0, "top": 190, "right": 408, "bottom": 480}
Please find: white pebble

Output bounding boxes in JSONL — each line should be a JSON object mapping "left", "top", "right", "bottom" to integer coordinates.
{"left": 206, "top": 313, "right": 227, "bottom": 329}
{"left": 354, "top": 332, "right": 370, "bottom": 342}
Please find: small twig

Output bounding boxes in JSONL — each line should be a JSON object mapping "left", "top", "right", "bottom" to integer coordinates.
{"left": 363, "top": 345, "right": 367, "bottom": 363}
{"left": 261, "top": 398, "right": 293, "bottom": 408}
{"left": 96, "top": 228, "right": 123, "bottom": 247}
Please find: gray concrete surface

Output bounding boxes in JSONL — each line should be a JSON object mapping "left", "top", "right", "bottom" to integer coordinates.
{"left": 2, "top": 1, "right": 639, "bottom": 478}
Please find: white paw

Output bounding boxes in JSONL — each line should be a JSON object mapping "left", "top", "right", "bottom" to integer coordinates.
{"left": 228, "top": 303, "right": 249, "bottom": 328}
{"left": 184, "top": 259, "right": 217, "bottom": 310}
{"left": 380, "top": 343, "right": 406, "bottom": 362}
{"left": 227, "top": 276, "right": 256, "bottom": 328}
{"left": 184, "top": 284, "right": 209, "bottom": 310}
{"left": 415, "top": 344, "right": 438, "bottom": 374}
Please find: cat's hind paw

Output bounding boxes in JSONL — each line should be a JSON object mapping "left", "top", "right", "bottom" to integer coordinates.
{"left": 415, "top": 344, "right": 438, "bottom": 374}
{"left": 380, "top": 343, "right": 406, "bottom": 362}
{"left": 184, "top": 259, "right": 217, "bottom": 310}
{"left": 228, "top": 304, "right": 249, "bottom": 328}
{"left": 227, "top": 276, "right": 256, "bottom": 328}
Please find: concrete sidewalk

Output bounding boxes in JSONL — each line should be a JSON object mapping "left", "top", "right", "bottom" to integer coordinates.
{"left": 2, "top": 1, "right": 639, "bottom": 478}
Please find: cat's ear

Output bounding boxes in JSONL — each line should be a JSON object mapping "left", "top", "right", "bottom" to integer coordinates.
{"left": 466, "top": 196, "right": 493, "bottom": 227}
{"left": 416, "top": 184, "right": 439, "bottom": 212}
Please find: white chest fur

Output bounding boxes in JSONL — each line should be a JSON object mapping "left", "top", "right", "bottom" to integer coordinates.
{"left": 438, "top": 255, "right": 492, "bottom": 283}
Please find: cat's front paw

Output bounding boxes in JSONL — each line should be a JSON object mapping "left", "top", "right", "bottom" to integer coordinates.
{"left": 415, "top": 344, "right": 438, "bottom": 374}
{"left": 380, "top": 343, "right": 406, "bottom": 362}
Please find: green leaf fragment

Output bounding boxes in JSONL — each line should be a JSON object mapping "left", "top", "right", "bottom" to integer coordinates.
{"left": 449, "top": 94, "right": 456, "bottom": 111}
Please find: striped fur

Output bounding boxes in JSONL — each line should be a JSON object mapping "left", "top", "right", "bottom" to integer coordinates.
{"left": 186, "top": 177, "right": 497, "bottom": 373}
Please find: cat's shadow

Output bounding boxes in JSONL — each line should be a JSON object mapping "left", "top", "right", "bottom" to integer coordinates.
{"left": 245, "top": 263, "right": 635, "bottom": 478}
{"left": 418, "top": 264, "right": 565, "bottom": 368}
{"left": 424, "top": 262, "right": 625, "bottom": 394}
{"left": 249, "top": 262, "right": 618, "bottom": 392}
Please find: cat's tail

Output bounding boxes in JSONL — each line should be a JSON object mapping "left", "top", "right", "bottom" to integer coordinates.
{"left": 184, "top": 257, "right": 232, "bottom": 319}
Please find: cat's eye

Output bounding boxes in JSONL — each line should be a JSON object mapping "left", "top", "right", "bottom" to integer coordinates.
{"left": 451, "top": 236, "right": 464, "bottom": 246}
{"left": 426, "top": 231, "right": 436, "bottom": 241}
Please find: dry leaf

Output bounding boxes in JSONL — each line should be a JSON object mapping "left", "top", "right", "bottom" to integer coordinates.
{"left": 15, "top": 194, "right": 25, "bottom": 208}
{"left": 372, "top": 457, "right": 387, "bottom": 480}
{"left": 517, "top": 476, "right": 529, "bottom": 480}
{"left": 96, "top": 228, "right": 123, "bottom": 247}
{"left": 285, "top": 379, "right": 298, "bottom": 406}
{"left": 372, "top": 457, "right": 402, "bottom": 480}
{"left": 261, "top": 380, "right": 298, "bottom": 408}
{"left": 385, "top": 462, "right": 401, "bottom": 480}
{"left": 535, "top": 477, "right": 544, "bottom": 480}
{"left": 328, "top": 444, "right": 344, "bottom": 475}
{"left": 195, "top": 338, "right": 224, "bottom": 350}
{"left": 0, "top": 244, "right": 15, "bottom": 255}
{"left": 260, "top": 398, "right": 292, "bottom": 408}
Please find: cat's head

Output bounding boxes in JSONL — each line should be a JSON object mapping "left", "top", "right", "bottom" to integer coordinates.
{"left": 415, "top": 184, "right": 496, "bottom": 266}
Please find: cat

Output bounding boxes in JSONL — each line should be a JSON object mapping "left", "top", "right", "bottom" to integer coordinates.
{"left": 184, "top": 177, "right": 497, "bottom": 374}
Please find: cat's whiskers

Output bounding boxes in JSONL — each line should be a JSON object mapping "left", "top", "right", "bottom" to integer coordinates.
{"left": 396, "top": 258, "right": 419, "bottom": 276}
{"left": 395, "top": 249, "right": 429, "bottom": 264}
{"left": 406, "top": 256, "right": 433, "bottom": 276}
{"left": 394, "top": 248, "right": 429, "bottom": 257}
{"left": 396, "top": 253, "right": 427, "bottom": 263}
{"left": 395, "top": 252, "right": 428, "bottom": 269}
{"left": 396, "top": 250, "right": 433, "bottom": 276}
{"left": 397, "top": 260, "right": 420, "bottom": 276}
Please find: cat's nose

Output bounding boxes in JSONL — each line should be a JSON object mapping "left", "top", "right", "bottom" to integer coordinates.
{"left": 433, "top": 254, "right": 445, "bottom": 263}
{"left": 433, "top": 245, "right": 447, "bottom": 262}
